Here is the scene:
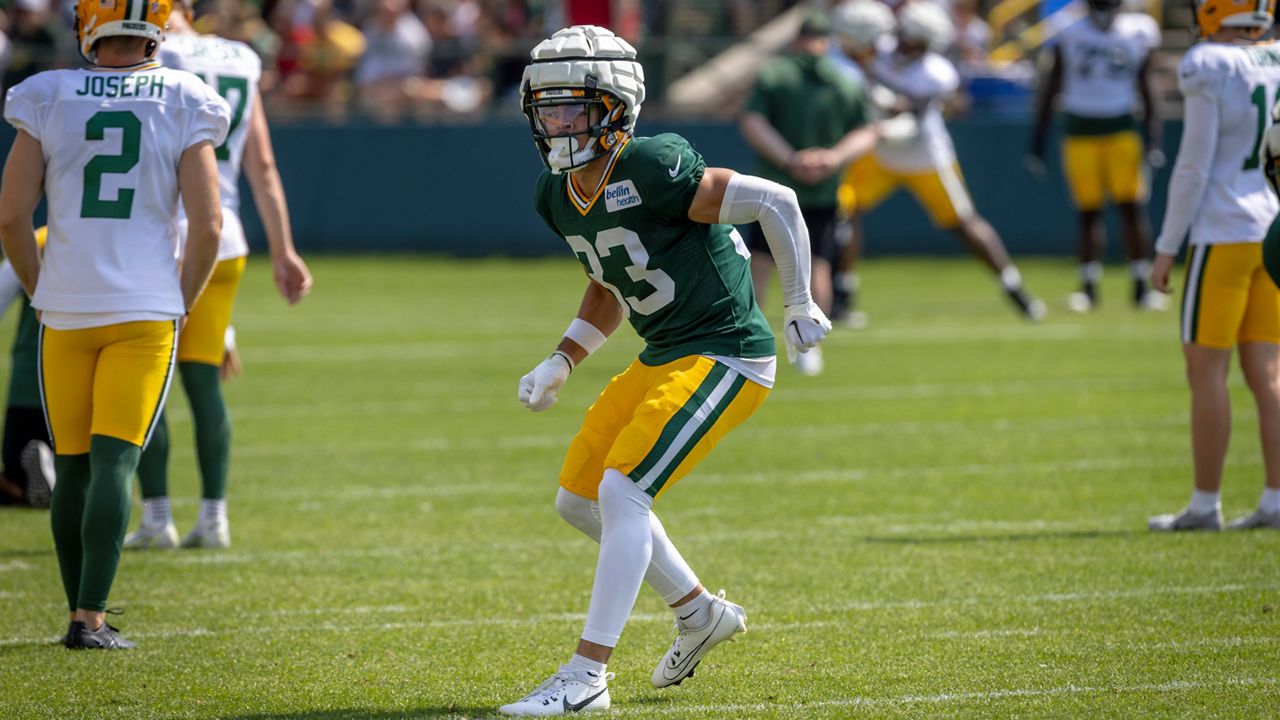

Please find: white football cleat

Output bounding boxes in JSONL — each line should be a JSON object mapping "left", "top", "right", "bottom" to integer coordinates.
{"left": 1227, "top": 507, "right": 1280, "bottom": 530}
{"left": 791, "top": 346, "right": 824, "bottom": 376}
{"left": 20, "top": 439, "right": 55, "bottom": 509}
{"left": 1137, "top": 291, "right": 1169, "bottom": 312}
{"left": 180, "top": 517, "right": 231, "bottom": 549}
{"left": 1148, "top": 507, "right": 1223, "bottom": 532}
{"left": 652, "top": 589, "right": 747, "bottom": 688}
{"left": 498, "top": 666, "right": 613, "bottom": 716}
{"left": 1066, "top": 291, "right": 1094, "bottom": 314}
{"left": 123, "top": 522, "right": 179, "bottom": 550}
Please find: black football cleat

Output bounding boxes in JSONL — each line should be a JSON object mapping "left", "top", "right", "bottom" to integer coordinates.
{"left": 66, "top": 620, "right": 136, "bottom": 650}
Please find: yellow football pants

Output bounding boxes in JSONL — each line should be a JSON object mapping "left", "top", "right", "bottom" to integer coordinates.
{"left": 560, "top": 355, "right": 770, "bottom": 502}
{"left": 1181, "top": 243, "right": 1280, "bottom": 349}
{"left": 179, "top": 256, "right": 246, "bottom": 365}
{"left": 839, "top": 153, "right": 974, "bottom": 229}
{"left": 39, "top": 320, "right": 178, "bottom": 455}
{"left": 1062, "top": 131, "right": 1146, "bottom": 211}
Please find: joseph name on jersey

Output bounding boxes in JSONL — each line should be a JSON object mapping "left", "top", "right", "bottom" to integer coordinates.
{"left": 1056, "top": 13, "right": 1160, "bottom": 119}
{"left": 535, "top": 134, "right": 774, "bottom": 368}
{"left": 4, "top": 67, "right": 230, "bottom": 319}
{"left": 1174, "top": 41, "right": 1280, "bottom": 246}
{"left": 160, "top": 34, "right": 262, "bottom": 260}
{"left": 869, "top": 41, "right": 959, "bottom": 172}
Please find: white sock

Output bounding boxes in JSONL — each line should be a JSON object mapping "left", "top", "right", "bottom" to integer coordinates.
{"left": 198, "top": 498, "right": 227, "bottom": 525}
{"left": 1081, "top": 261, "right": 1103, "bottom": 283}
{"left": 1130, "top": 259, "right": 1152, "bottom": 280}
{"left": 1000, "top": 265, "right": 1023, "bottom": 291}
{"left": 566, "top": 653, "right": 607, "bottom": 677}
{"left": 142, "top": 497, "right": 172, "bottom": 527}
{"left": 673, "top": 588, "right": 715, "bottom": 630}
{"left": 1259, "top": 487, "right": 1280, "bottom": 513}
{"left": 555, "top": 488, "right": 698, "bottom": 604}
{"left": 1189, "top": 489, "right": 1221, "bottom": 515}
{"left": 581, "top": 470, "right": 653, "bottom": 647}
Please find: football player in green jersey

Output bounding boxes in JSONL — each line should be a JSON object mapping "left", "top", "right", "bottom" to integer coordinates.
{"left": 499, "top": 25, "right": 831, "bottom": 717}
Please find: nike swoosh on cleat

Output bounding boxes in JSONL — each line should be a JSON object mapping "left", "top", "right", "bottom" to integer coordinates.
{"left": 662, "top": 613, "right": 727, "bottom": 678}
{"left": 668, "top": 156, "right": 682, "bottom": 177}
{"left": 562, "top": 688, "right": 607, "bottom": 713}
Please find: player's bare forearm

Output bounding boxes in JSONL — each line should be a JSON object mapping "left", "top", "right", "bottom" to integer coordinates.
{"left": 558, "top": 281, "right": 623, "bottom": 365}
{"left": 1138, "top": 57, "right": 1160, "bottom": 149}
{"left": 0, "top": 131, "right": 45, "bottom": 296}
{"left": 1030, "top": 48, "right": 1062, "bottom": 158}
{"left": 243, "top": 96, "right": 297, "bottom": 260}
{"left": 178, "top": 141, "right": 223, "bottom": 310}
{"left": 831, "top": 125, "right": 878, "bottom": 167}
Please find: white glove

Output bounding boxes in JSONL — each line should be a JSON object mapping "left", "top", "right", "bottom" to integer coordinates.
{"left": 782, "top": 302, "right": 832, "bottom": 362}
{"left": 518, "top": 352, "right": 572, "bottom": 412}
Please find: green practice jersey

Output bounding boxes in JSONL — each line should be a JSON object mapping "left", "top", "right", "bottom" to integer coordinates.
{"left": 534, "top": 134, "right": 775, "bottom": 365}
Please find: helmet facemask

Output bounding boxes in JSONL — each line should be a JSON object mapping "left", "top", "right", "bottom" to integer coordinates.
{"left": 1087, "top": 0, "right": 1122, "bottom": 30}
{"left": 523, "top": 83, "right": 628, "bottom": 174}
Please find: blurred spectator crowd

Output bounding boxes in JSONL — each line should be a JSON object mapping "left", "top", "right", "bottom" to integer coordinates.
{"left": 0, "top": 0, "right": 813, "bottom": 121}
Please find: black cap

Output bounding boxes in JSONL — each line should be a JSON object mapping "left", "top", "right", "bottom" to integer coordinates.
{"left": 797, "top": 12, "right": 832, "bottom": 37}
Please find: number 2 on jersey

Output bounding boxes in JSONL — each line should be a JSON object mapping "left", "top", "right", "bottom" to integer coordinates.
{"left": 81, "top": 111, "right": 140, "bottom": 219}
{"left": 1244, "top": 84, "right": 1280, "bottom": 171}
{"left": 207, "top": 75, "right": 248, "bottom": 161}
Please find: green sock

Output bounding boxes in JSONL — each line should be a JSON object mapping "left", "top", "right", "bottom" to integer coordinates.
{"left": 77, "top": 436, "right": 141, "bottom": 612}
{"left": 136, "top": 409, "right": 169, "bottom": 499}
{"left": 50, "top": 454, "right": 90, "bottom": 613}
{"left": 180, "top": 362, "right": 230, "bottom": 500}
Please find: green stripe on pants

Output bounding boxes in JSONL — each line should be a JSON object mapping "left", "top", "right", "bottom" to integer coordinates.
{"left": 629, "top": 363, "right": 730, "bottom": 484}
{"left": 642, "top": 373, "right": 747, "bottom": 497}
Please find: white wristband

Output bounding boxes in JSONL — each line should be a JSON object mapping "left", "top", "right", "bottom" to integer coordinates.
{"left": 564, "top": 318, "right": 607, "bottom": 356}
{"left": 224, "top": 325, "right": 237, "bottom": 352}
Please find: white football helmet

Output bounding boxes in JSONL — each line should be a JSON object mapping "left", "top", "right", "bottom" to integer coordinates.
{"left": 520, "top": 25, "right": 646, "bottom": 174}
{"left": 897, "top": 1, "right": 955, "bottom": 53}
{"left": 832, "top": 0, "right": 897, "bottom": 53}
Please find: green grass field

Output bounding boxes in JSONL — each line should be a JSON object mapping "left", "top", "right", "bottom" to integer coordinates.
{"left": 1, "top": 256, "right": 1277, "bottom": 719}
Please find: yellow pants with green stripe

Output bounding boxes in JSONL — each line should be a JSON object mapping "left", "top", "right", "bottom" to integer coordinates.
{"left": 39, "top": 320, "right": 178, "bottom": 455}
{"left": 560, "top": 356, "right": 770, "bottom": 502}
{"left": 1062, "top": 131, "right": 1146, "bottom": 211}
{"left": 179, "top": 256, "right": 246, "bottom": 365}
{"left": 1181, "top": 242, "right": 1280, "bottom": 348}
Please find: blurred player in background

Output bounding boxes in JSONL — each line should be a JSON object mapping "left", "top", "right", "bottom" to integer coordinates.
{"left": 0, "top": 0, "right": 229, "bottom": 648}
{"left": 124, "top": 0, "right": 313, "bottom": 551}
{"left": 0, "top": 227, "right": 54, "bottom": 509}
{"left": 1028, "top": 0, "right": 1166, "bottom": 312}
{"left": 1148, "top": 0, "right": 1280, "bottom": 532}
{"left": 502, "top": 25, "right": 830, "bottom": 716}
{"left": 837, "top": 0, "right": 1046, "bottom": 321}
{"left": 739, "top": 12, "right": 877, "bottom": 375}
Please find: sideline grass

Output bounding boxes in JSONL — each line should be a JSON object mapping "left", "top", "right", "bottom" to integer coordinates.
{"left": 0, "top": 256, "right": 1276, "bottom": 719}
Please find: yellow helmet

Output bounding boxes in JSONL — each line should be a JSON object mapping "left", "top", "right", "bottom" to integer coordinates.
{"left": 75, "top": 0, "right": 172, "bottom": 64}
{"left": 1194, "top": 0, "right": 1275, "bottom": 36}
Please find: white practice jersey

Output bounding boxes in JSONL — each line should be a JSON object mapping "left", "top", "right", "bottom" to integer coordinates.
{"left": 160, "top": 34, "right": 261, "bottom": 260}
{"left": 1157, "top": 42, "right": 1280, "bottom": 251}
{"left": 3, "top": 66, "right": 230, "bottom": 325}
{"left": 1056, "top": 13, "right": 1159, "bottom": 118}
{"left": 868, "top": 42, "right": 959, "bottom": 171}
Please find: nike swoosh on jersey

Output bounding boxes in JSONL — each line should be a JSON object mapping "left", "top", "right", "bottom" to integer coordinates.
{"left": 668, "top": 155, "right": 682, "bottom": 177}
{"left": 562, "top": 687, "right": 607, "bottom": 713}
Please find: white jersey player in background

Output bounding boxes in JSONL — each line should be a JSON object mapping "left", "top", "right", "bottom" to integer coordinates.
{"left": 1148, "top": 0, "right": 1280, "bottom": 531}
{"left": 1029, "top": 0, "right": 1165, "bottom": 312}
{"left": 0, "top": 0, "right": 229, "bottom": 648}
{"left": 125, "top": 0, "right": 313, "bottom": 551}
{"left": 836, "top": 1, "right": 1046, "bottom": 321}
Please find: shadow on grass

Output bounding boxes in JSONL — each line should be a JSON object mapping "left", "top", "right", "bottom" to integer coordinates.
{"left": 863, "top": 528, "right": 1138, "bottom": 545}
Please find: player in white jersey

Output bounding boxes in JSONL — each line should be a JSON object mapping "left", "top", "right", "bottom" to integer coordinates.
{"left": 1029, "top": 0, "right": 1164, "bottom": 312}
{"left": 0, "top": 0, "right": 230, "bottom": 647}
{"left": 1148, "top": 0, "right": 1280, "bottom": 532}
{"left": 124, "top": 0, "right": 313, "bottom": 551}
{"left": 837, "top": 1, "right": 1046, "bottom": 320}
